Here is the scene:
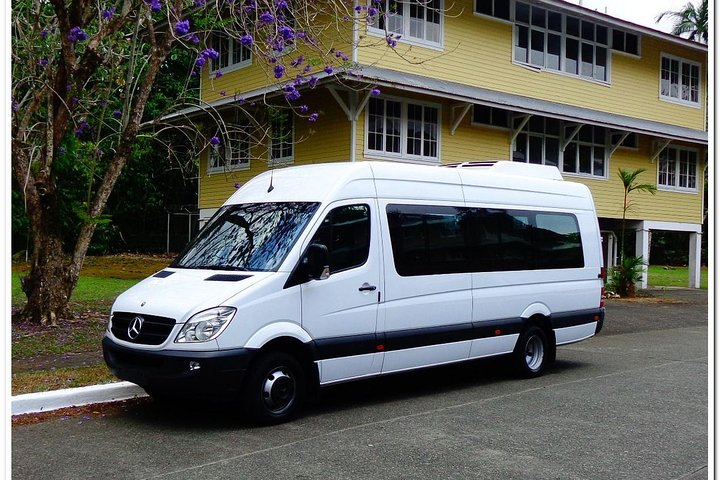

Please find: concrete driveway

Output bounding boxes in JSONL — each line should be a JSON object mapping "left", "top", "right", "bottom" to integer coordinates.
{"left": 12, "top": 288, "right": 708, "bottom": 479}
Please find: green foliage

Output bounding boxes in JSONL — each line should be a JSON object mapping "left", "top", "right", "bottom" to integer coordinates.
{"left": 656, "top": 0, "right": 708, "bottom": 43}
{"left": 608, "top": 255, "right": 646, "bottom": 297}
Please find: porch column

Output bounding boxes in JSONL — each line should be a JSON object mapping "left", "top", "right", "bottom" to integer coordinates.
{"left": 635, "top": 226, "right": 650, "bottom": 289}
{"left": 688, "top": 232, "right": 702, "bottom": 288}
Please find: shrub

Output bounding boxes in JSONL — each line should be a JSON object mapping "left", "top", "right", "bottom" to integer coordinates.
{"left": 609, "top": 255, "right": 646, "bottom": 298}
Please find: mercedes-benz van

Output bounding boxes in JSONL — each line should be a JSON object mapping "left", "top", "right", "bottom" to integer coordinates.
{"left": 103, "top": 161, "right": 605, "bottom": 424}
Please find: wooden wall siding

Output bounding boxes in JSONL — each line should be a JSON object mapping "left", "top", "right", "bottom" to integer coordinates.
{"left": 356, "top": 0, "right": 707, "bottom": 132}
{"left": 200, "top": 21, "right": 353, "bottom": 104}
{"left": 202, "top": 85, "right": 703, "bottom": 224}
{"left": 198, "top": 91, "right": 352, "bottom": 209}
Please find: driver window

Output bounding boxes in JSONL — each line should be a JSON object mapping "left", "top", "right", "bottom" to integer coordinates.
{"left": 311, "top": 204, "right": 370, "bottom": 273}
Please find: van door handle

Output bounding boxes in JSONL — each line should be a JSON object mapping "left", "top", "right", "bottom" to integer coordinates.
{"left": 358, "top": 283, "right": 377, "bottom": 292}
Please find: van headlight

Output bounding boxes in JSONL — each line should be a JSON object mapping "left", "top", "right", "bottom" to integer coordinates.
{"left": 176, "top": 307, "right": 236, "bottom": 343}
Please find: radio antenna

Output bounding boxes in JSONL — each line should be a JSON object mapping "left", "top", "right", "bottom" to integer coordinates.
{"left": 267, "top": 165, "right": 275, "bottom": 193}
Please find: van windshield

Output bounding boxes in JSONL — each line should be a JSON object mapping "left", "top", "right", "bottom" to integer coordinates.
{"left": 173, "top": 202, "right": 319, "bottom": 272}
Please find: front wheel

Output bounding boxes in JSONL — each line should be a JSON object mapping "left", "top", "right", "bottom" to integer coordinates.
{"left": 242, "top": 351, "right": 306, "bottom": 425}
{"left": 513, "top": 326, "right": 549, "bottom": 378}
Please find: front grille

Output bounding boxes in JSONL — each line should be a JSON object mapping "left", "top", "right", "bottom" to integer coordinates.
{"left": 111, "top": 312, "right": 176, "bottom": 345}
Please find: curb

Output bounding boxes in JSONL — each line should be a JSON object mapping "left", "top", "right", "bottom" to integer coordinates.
{"left": 12, "top": 382, "right": 148, "bottom": 416}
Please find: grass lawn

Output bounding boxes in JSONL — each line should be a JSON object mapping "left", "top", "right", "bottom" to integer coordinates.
{"left": 647, "top": 265, "right": 708, "bottom": 289}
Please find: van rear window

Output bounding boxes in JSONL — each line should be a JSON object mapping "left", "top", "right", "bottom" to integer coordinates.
{"left": 173, "top": 202, "right": 319, "bottom": 272}
{"left": 386, "top": 204, "right": 583, "bottom": 276}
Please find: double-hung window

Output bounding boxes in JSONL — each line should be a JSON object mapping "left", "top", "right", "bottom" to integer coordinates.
{"left": 562, "top": 125, "right": 606, "bottom": 177}
{"left": 211, "top": 33, "right": 251, "bottom": 74}
{"left": 658, "top": 146, "right": 698, "bottom": 191}
{"left": 369, "top": 0, "right": 443, "bottom": 47}
{"left": 209, "top": 124, "right": 251, "bottom": 173}
{"left": 367, "top": 97, "right": 440, "bottom": 162}
{"left": 270, "top": 113, "right": 294, "bottom": 164}
{"left": 660, "top": 54, "right": 701, "bottom": 105}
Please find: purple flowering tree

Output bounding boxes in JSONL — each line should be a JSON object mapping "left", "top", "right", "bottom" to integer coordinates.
{"left": 12, "top": 0, "right": 410, "bottom": 325}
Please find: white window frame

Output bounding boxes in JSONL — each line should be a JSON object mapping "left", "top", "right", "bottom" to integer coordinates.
{"left": 208, "top": 125, "right": 251, "bottom": 173}
{"left": 511, "top": 119, "right": 608, "bottom": 179}
{"left": 657, "top": 145, "right": 699, "bottom": 193}
{"left": 365, "top": 95, "right": 441, "bottom": 164}
{"left": 269, "top": 114, "right": 294, "bottom": 165}
{"left": 511, "top": 2, "right": 611, "bottom": 84}
{"left": 659, "top": 53, "right": 702, "bottom": 107}
{"left": 367, "top": 0, "right": 444, "bottom": 49}
{"left": 210, "top": 32, "right": 252, "bottom": 76}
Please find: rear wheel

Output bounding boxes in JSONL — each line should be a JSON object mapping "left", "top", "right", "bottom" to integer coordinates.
{"left": 513, "top": 326, "right": 548, "bottom": 378}
{"left": 242, "top": 351, "right": 306, "bottom": 425}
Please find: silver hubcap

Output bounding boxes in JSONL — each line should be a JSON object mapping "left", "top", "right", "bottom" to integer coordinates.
{"left": 525, "top": 335, "right": 544, "bottom": 371}
{"left": 261, "top": 367, "right": 296, "bottom": 414}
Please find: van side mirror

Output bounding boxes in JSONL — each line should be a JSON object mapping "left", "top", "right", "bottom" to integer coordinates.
{"left": 303, "top": 243, "right": 330, "bottom": 281}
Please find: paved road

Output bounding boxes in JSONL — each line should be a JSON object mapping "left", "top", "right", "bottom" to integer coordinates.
{"left": 12, "top": 288, "right": 708, "bottom": 479}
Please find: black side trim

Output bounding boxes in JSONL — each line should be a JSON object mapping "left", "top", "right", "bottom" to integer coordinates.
{"left": 153, "top": 270, "right": 175, "bottom": 278}
{"left": 551, "top": 308, "right": 604, "bottom": 329}
{"left": 310, "top": 309, "right": 603, "bottom": 362}
{"left": 313, "top": 333, "right": 378, "bottom": 360}
{"left": 205, "top": 274, "right": 251, "bottom": 282}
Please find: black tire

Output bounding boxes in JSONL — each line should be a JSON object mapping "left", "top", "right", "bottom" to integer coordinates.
{"left": 513, "top": 326, "right": 549, "bottom": 378}
{"left": 242, "top": 351, "right": 306, "bottom": 425}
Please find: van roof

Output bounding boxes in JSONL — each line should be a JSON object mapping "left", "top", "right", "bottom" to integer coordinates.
{"left": 224, "top": 161, "right": 595, "bottom": 211}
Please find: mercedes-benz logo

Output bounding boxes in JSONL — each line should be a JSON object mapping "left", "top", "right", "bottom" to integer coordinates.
{"left": 127, "top": 316, "right": 144, "bottom": 340}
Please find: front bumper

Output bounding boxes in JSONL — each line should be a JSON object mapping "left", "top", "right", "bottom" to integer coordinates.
{"left": 102, "top": 336, "right": 257, "bottom": 399}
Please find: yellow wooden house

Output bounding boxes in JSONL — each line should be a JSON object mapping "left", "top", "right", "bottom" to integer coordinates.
{"left": 169, "top": 0, "right": 708, "bottom": 287}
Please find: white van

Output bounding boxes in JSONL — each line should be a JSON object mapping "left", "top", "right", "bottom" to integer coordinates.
{"left": 103, "top": 161, "right": 605, "bottom": 423}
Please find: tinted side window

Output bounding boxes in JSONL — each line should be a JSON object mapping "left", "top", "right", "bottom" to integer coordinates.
{"left": 534, "top": 213, "right": 583, "bottom": 269}
{"left": 386, "top": 204, "right": 469, "bottom": 276}
{"left": 387, "top": 204, "right": 585, "bottom": 276}
{"left": 311, "top": 204, "right": 370, "bottom": 273}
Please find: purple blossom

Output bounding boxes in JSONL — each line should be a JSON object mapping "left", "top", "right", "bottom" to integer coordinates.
{"left": 175, "top": 20, "right": 190, "bottom": 36}
{"left": 220, "top": 90, "right": 227, "bottom": 96}
{"left": 243, "top": 0, "right": 256, "bottom": 12}
{"left": 308, "top": 112, "right": 319, "bottom": 123}
{"left": 283, "top": 85, "right": 301, "bottom": 101}
{"left": 368, "top": 7, "right": 378, "bottom": 16}
{"left": 39, "top": 58, "right": 49, "bottom": 67}
{"left": 187, "top": 33, "right": 200, "bottom": 44}
{"left": 210, "top": 136, "right": 220, "bottom": 146}
{"left": 354, "top": 5, "right": 363, "bottom": 12}
{"left": 194, "top": 0, "right": 206, "bottom": 5}
{"left": 102, "top": 6, "right": 117, "bottom": 19}
{"left": 74, "top": 121, "right": 90, "bottom": 136}
{"left": 260, "top": 11, "right": 274, "bottom": 23}
{"left": 275, "top": 0, "right": 287, "bottom": 8}
{"left": 202, "top": 48, "right": 219, "bottom": 60}
{"left": 112, "top": 110, "right": 122, "bottom": 118}
{"left": 290, "top": 55, "right": 304, "bottom": 67}
{"left": 145, "top": 0, "right": 162, "bottom": 11}
{"left": 298, "top": 105, "right": 309, "bottom": 113}
{"left": 371, "top": 87, "right": 381, "bottom": 96}
{"left": 40, "top": 29, "right": 49, "bottom": 39}
{"left": 240, "top": 34, "right": 253, "bottom": 46}
{"left": 58, "top": 147, "right": 66, "bottom": 154}
{"left": 195, "top": 56, "right": 206, "bottom": 68}
{"left": 234, "top": 182, "right": 241, "bottom": 189}
{"left": 341, "top": 55, "right": 349, "bottom": 62}
{"left": 308, "top": 75, "right": 318, "bottom": 87}
{"left": 68, "top": 26, "right": 88, "bottom": 42}
{"left": 323, "top": 66, "right": 334, "bottom": 75}
{"left": 12, "top": 100, "right": 19, "bottom": 112}
{"left": 302, "top": 65, "right": 312, "bottom": 73}
{"left": 274, "top": 64, "right": 285, "bottom": 79}
{"left": 214, "top": 70, "right": 223, "bottom": 79}
{"left": 279, "top": 26, "right": 294, "bottom": 41}
{"left": 95, "top": 149, "right": 104, "bottom": 157}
